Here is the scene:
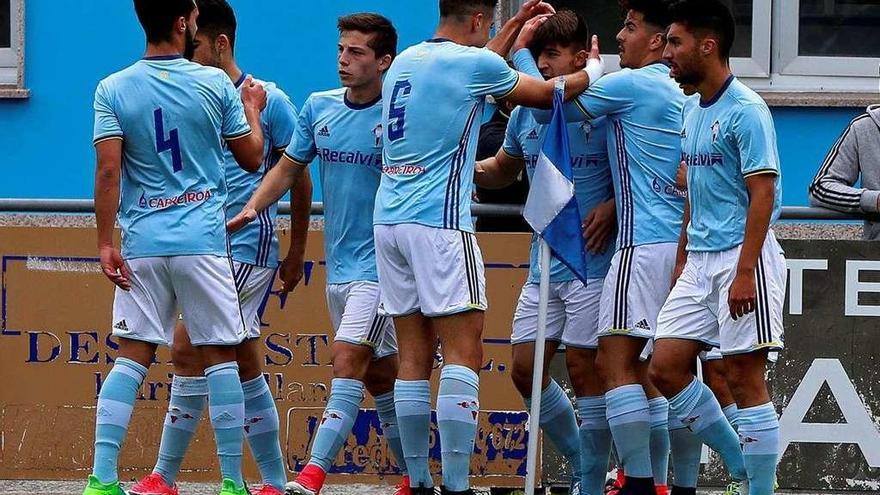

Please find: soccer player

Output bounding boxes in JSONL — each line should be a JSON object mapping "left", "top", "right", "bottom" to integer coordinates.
{"left": 88, "top": 0, "right": 267, "bottom": 494}
{"left": 127, "top": 1, "right": 304, "bottom": 495}
{"left": 373, "top": 0, "right": 604, "bottom": 493}
{"left": 474, "top": 11, "right": 615, "bottom": 495}
{"left": 513, "top": 1, "right": 686, "bottom": 493}
{"left": 650, "top": 1, "right": 786, "bottom": 494}
{"left": 226, "top": 13, "right": 407, "bottom": 495}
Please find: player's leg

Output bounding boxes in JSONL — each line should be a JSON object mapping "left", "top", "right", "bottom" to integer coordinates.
{"left": 703, "top": 355, "right": 739, "bottom": 430}
{"left": 85, "top": 257, "right": 170, "bottom": 495}
{"left": 638, "top": 358, "right": 671, "bottom": 494}
{"left": 666, "top": 356, "right": 702, "bottom": 495}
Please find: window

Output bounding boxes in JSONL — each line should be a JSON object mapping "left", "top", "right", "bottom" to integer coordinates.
{"left": 0, "top": 0, "right": 10, "bottom": 49}
{"left": 0, "top": 0, "right": 24, "bottom": 89}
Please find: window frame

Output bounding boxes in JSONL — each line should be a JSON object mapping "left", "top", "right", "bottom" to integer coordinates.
{"left": 0, "top": 0, "right": 24, "bottom": 88}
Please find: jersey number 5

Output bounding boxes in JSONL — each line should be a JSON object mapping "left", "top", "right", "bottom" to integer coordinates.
{"left": 154, "top": 108, "right": 183, "bottom": 172}
{"left": 388, "top": 79, "right": 412, "bottom": 143}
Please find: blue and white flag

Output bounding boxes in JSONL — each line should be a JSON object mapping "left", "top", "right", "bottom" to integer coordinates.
{"left": 523, "top": 81, "right": 588, "bottom": 284}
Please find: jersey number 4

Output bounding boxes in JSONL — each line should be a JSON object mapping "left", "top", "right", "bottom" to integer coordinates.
{"left": 154, "top": 108, "right": 183, "bottom": 172}
{"left": 388, "top": 79, "right": 411, "bottom": 143}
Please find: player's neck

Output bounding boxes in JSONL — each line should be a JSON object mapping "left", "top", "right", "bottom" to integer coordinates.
{"left": 433, "top": 24, "right": 470, "bottom": 46}
{"left": 697, "top": 65, "right": 734, "bottom": 105}
{"left": 223, "top": 62, "right": 243, "bottom": 86}
{"left": 634, "top": 51, "right": 664, "bottom": 70}
{"left": 145, "top": 42, "right": 184, "bottom": 59}
{"left": 346, "top": 81, "right": 382, "bottom": 106}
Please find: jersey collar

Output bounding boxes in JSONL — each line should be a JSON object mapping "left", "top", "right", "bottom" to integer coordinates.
{"left": 344, "top": 91, "right": 382, "bottom": 110}
{"left": 426, "top": 37, "right": 454, "bottom": 43}
{"left": 234, "top": 72, "right": 249, "bottom": 89}
{"left": 142, "top": 54, "right": 184, "bottom": 61}
{"left": 700, "top": 74, "right": 735, "bottom": 108}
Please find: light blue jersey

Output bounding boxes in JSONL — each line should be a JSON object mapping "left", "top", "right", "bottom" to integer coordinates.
{"left": 284, "top": 88, "right": 384, "bottom": 284}
{"left": 93, "top": 55, "right": 251, "bottom": 259}
{"left": 225, "top": 73, "right": 298, "bottom": 268}
{"left": 375, "top": 39, "right": 521, "bottom": 232}
{"left": 681, "top": 76, "right": 782, "bottom": 252}
{"left": 503, "top": 107, "right": 615, "bottom": 283}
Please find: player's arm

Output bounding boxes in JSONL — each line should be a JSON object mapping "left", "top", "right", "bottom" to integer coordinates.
{"left": 671, "top": 190, "right": 690, "bottom": 288}
{"left": 475, "top": 148, "right": 525, "bottom": 189}
{"left": 226, "top": 76, "right": 267, "bottom": 173}
{"left": 279, "top": 162, "right": 312, "bottom": 294}
{"left": 808, "top": 118, "right": 875, "bottom": 213}
{"left": 227, "top": 154, "right": 303, "bottom": 232}
{"left": 486, "top": 0, "right": 555, "bottom": 57}
{"left": 94, "top": 138, "right": 130, "bottom": 291}
{"left": 583, "top": 198, "right": 616, "bottom": 255}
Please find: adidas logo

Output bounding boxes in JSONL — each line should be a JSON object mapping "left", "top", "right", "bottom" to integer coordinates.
{"left": 212, "top": 411, "right": 237, "bottom": 423}
{"left": 634, "top": 319, "right": 651, "bottom": 331}
{"left": 96, "top": 406, "right": 112, "bottom": 418}
{"left": 113, "top": 319, "right": 129, "bottom": 331}
{"left": 527, "top": 129, "right": 539, "bottom": 139}
{"left": 317, "top": 125, "right": 331, "bottom": 137}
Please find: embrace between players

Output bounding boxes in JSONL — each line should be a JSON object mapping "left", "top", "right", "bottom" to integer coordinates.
{"left": 87, "top": 1, "right": 785, "bottom": 495}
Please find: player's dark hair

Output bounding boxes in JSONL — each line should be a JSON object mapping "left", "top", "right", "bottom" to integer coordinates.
{"left": 195, "top": 0, "right": 237, "bottom": 50}
{"left": 619, "top": 0, "right": 673, "bottom": 32}
{"left": 338, "top": 13, "right": 398, "bottom": 61}
{"left": 529, "top": 10, "right": 589, "bottom": 58}
{"left": 133, "top": 0, "right": 197, "bottom": 44}
{"left": 440, "top": 0, "right": 499, "bottom": 20}
{"left": 668, "top": 0, "right": 735, "bottom": 61}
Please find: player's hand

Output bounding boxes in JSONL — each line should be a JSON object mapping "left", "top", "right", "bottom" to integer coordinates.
{"left": 676, "top": 160, "right": 688, "bottom": 191}
{"left": 512, "top": 0, "right": 556, "bottom": 23}
{"left": 279, "top": 251, "right": 304, "bottom": 294}
{"left": 99, "top": 245, "right": 131, "bottom": 291}
{"left": 512, "top": 14, "right": 553, "bottom": 52}
{"left": 227, "top": 207, "right": 258, "bottom": 233}
{"left": 728, "top": 270, "right": 757, "bottom": 320}
{"left": 588, "top": 35, "right": 601, "bottom": 62}
{"left": 240, "top": 76, "right": 267, "bottom": 112}
{"left": 582, "top": 200, "right": 616, "bottom": 255}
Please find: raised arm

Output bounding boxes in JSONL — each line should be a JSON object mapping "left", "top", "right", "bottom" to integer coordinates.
{"left": 227, "top": 76, "right": 267, "bottom": 172}
{"left": 475, "top": 147, "right": 526, "bottom": 189}
{"left": 486, "top": 0, "right": 555, "bottom": 57}
{"left": 227, "top": 154, "right": 304, "bottom": 232}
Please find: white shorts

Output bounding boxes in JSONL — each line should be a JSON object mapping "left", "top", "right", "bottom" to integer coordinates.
{"left": 112, "top": 255, "right": 246, "bottom": 347}
{"left": 374, "top": 223, "right": 487, "bottom": 317}
{"left": 327, "top": 281, "right": 398, "bottom": 359}
{"left": 701, "top": 346, "right": 780, "bottom": 363}
{"left": 656, "top": 232, "right": 786, "bottom": 356}
{"left": 232, "top": 261, "right": 276, "bottom": 339}
{"left": 598, "top": 243, "right": 678, "bottom": 339}
{"left": 511, "top": 279, "right": 603, "bottom": 349}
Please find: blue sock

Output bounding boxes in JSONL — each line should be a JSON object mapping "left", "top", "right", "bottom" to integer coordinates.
{"left": 153, "top": 375, "right": 207, "bottom": 485}
{"left": 605, "top": 384, "right": 653, "bottom": 479}
{"left": 723, "top": 403, "right": 740, "bottom": 431}
{"left": 668, "top": 379, "right": 746, "bottom": 482}
{"left": 395, "top": 380, "right": 432, "bottom": 488}
{"left": 93, "top": 358, "right": 148, "bottom": 484}
{"left": 524, "top": 380, "right": 582, "bottom": 482}
{"left": 669, "top": 417, "right": 702, "bottom": 489}
{"left": 206, "top": 362, "right": 246, "bottom": 488}
{"left": 375, "top": 390, "right": 407, "bottom": 474}
{"left": 738, "top": 403, "right": 779, "bottom": 495}
{"left": 242, "top": 376, "right": 286, "bottom": 490}
{"left": 648, "top": 397, "right": 671, "bottom": 486}
{"left": 308, "top": 378, "right": 363, "bottom": 471}
{"left": 577, "top": 396, "right": 612, "bottom": 495}
{"left": 437, "top": 365, "right": 480, "bottom": 492}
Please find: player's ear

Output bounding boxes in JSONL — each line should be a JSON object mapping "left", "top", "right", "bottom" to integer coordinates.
{"left": 472, "top": 12, "right": 483, "bottom": 33}
{"left": 378, "top": 54, "right": 393, "bottom": 73}
{"left": 176, "top": 16, "right": 187, "bottom": 34}
{"left": 574, "top": 49, "right": 588, "bottom": 67}
{"left": 701, "top": 38, "right": 717, "bottom": 57}
{"left": 217, "top": 34, "right": 231, "bottom": 53}
{"left": 650, "top": 31, "right": 666, "bottom": 52}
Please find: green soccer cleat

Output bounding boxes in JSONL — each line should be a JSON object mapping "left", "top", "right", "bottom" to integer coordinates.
{"left": 723, "top": 480, "right": 749, "bottom": 495}
{"left": 82, "top": 474, "right": 129, "bottom": 495}
{"left": 218, "top": 478, "right": 251, "bottom": 495}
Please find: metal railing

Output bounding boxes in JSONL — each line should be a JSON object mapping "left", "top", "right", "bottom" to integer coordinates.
{"left": 0, "top": 198, "right": 865, "bottom": 220}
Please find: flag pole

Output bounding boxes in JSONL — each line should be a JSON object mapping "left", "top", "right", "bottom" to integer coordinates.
{"left": 524, "top": 237, "right": 553, "bottom": 494}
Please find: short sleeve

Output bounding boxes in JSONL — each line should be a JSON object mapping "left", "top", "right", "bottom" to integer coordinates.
{"left": 93, "top": 81, "right": 123, "bottom": 144}
{"left": 221, "top": 76, "right": 252, "bottom": 140}
{"left": 574, "top": 70, "right": 635, "bottom": 120}
{"left": 732, "top": 104, "right": 780, "bottom": 177}
{"left": 469, "top": 49, "right": 521, "bottom": 99}
{"left": 283, "top": 96, "right": 317, "bottom": 165}
{"left": 266, "top": 88, "right": 298, "bottom": 151}
{"left": 502, "top": 110, "right": 524, "bottom": 158}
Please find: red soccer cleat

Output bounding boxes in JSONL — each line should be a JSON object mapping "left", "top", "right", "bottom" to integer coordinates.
{"left": 285, "top": 464, "right": 327, "bottom": 495}
{"left": 252, "top": 484, "right": 285, "bottom": 495}
{"left": 655, "top": 484, "right": 669, "bottom": 495}
{"left": 392, "top": 475, "right": 412, "bottom": 495}
{"left": 129, "top": 473, "right": 179, "bottom": 495}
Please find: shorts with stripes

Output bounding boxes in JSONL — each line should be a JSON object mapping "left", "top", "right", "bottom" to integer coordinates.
{"left": 656, "top": 231, "right": 786, "bottom": 356}
{"left": 112, "top": 255, "right": 247, "bottom": 347}
{"left": 512, "top": 279, "right": 603, "bottom": 348}
{"left": 598, "top": 242, "right": 679, "bottom": 340}
{"left": 374, "top": 223, "right": 487, "bottom": 318}
{"left": 327, "top": 281, "right": 398, "bottom": 359}
{"left": 232, "top": 261, "right": 276, "bottom": 339}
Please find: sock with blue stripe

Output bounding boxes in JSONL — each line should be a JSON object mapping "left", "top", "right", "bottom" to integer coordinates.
{"left": 93, "top": 357, "right": 148, "bottom": 484}
{"left": 525, "top": 380, "right": 582, "bottom": 483}
{"left": 437, "top": 365, "right": 480, "bottom": 492}
{"left": 375, "top": 390, "right": 407, "bottom": 474}
{"left": 242, "top": 376, "right": 286, "bottom": 490}
{"left": 723, "top": 403, "right": 740, "bottom": 431}
{"left": 669, "top": 417, "right": 702, "bottom": 490}
{"left": 577, "top": 395, "right": 612, "bottom": 495}
{"left": 738, "top": 403, "right": 779, "bottom": 495}
{"left": 605, "top": 384, "right": 653, "bottom": 479}
{"left": 153, "top": 375, "right": 207, "bottom": 485}
{"left": 206, "top": 362, "right": 246, "bottom": 488}
{"left": 395, "top": 380, "right": 432, "bottom": 488}
{"left": 308, "top": 378, "right": 363, "bottom": 472}
{"left": 668, "top": 379, "right": 746, "bottom": 482}
{"left": 648, "top": 397, "right": 671, "bottom": 486}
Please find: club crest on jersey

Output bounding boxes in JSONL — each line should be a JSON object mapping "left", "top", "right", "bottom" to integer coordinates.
{"left": 373, "top": 124, "right": 383, "bottom": 147}
{"left": 711, "top": 120, "right": 721, "bottom": 143}
{"left": 317, "top": 125, "right": 331, "bottom": 138}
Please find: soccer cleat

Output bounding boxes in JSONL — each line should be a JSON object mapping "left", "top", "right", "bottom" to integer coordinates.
{"left": 392, "top": 475, "right": 412, "bottom": 495}
{"left": 82, "top": 475, "right": 129, "bottom": 495}
{"left": 655, "top": 485, "right": 668, "bottom": 495}
{"left": 285, "top": 464, "right": 326, "bottom": 495}
{"left": 723, "top": 480, "right": 749, "bottom": 495}
{"left": 606, "top": 468, "right": 626, "bottom": 495}
{"left": 570, "top": 479, "right": 583, "bottom": 495}
{"left": 252, "top": 484, "right": 285, "bottom": 495}
{"left": 439, "top": 488, "right": 473, "bottom": 495}
{"left": 130, "top": 473, "right": 179, "bottom": 495}
{"left": 218, "top": 478, "right": 250, "bottom": 495}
